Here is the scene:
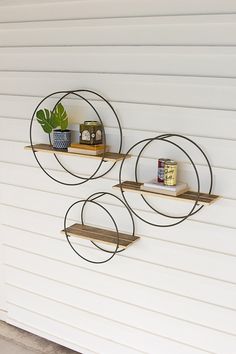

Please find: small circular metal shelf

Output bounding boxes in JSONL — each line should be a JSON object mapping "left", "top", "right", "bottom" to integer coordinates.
{"left": 29, "top": 89, "right": 123, "bottom": 186}
{"left": 118, "top": 133, "right": 214, "bottom": 227}
{"left": 63, "top": 192, "right": 139, "bottom": 264}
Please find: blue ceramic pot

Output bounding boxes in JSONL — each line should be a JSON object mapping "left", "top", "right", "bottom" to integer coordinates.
{"left": 53, "top": 129, "right": 71, "bottom": 149}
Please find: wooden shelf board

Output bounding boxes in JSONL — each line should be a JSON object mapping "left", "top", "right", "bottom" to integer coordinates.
{"left": 113, "top": 181, "right": 220, "bottom": 205}
{"left": 62, "top": 223, "right": 139, "bottom": 248}
{"left": 25, "top": 144, "right": 129, "bottom": 162}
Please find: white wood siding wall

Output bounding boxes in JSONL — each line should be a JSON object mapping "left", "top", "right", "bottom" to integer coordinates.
{"left": 0, "top": 1, "right": 236, "bottom": 353}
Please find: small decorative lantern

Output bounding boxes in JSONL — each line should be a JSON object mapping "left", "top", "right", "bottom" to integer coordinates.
{"left": 80, "top": 121, "right": 103, "bottom": 145}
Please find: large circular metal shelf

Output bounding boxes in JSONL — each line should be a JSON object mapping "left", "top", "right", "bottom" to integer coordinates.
{"left": 29, "top": 89, "right": 123, "bottom": 186}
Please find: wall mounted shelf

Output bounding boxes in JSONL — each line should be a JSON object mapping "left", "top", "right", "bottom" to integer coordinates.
{"left": 25, "top": 144, "right": 130, "bottom": 162}
{"left": 117, "top": 133, "right": 221, "bottom": 228}
{"left": 63, "top": 192, "right": 137, "bottom": 264}
{"left": 113, "top": 181, "right": 220, "bottom": 205}
{"left": 62, "top": 223, "right": 139, "bottom": 248}
{"left": 27, "top": 88, "right": 221, "bottom": 263}
{"left": 28, "top": 88, "right": 125, "bottom": 186}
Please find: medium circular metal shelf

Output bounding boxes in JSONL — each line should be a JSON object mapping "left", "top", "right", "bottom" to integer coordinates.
{"left": 118, "top": 133, "right": 213, "bottom": 227}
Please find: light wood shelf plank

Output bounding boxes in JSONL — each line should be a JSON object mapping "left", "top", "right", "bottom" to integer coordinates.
{"left": 25, "top": 144, "right": 130, "bottom": 162}
{"left": 113, "top": 181, "right": 220, "bottom": 205}
{"left": 62, "top": 223, "right": 139, "bottom": 248}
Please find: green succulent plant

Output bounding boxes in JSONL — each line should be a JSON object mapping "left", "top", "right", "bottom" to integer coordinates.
{"left": 36, "top": 103, "right": 69, "bottom": 134}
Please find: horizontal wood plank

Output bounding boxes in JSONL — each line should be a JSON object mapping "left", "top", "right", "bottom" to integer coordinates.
{"left": 113, "top": 181, "right": 220, "bottom": 205}
{"left": 63, "top": 223, "right": 139, "bottom": 248}
{"left": 25, "top": 144, "right": 129, "bottom": 162}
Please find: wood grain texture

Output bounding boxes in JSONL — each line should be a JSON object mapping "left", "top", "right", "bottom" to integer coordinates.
{"left": 62, "top": 223, "right": 139, "bottom": 248}
{"left": 113, "top": 181, "right": 220, "bottom": 205}
{"left": 1, "top": 1, "right": 236, "bottom": 354}
{"left": 24, "top": 144, "right": 129, "bottom": 162}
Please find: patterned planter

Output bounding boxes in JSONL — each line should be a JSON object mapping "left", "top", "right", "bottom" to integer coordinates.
{"left": 53, "top": 129, "right": 71, "bottom": 149}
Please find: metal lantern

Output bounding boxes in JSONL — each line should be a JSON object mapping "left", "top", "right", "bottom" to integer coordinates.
{"left": 79, "top": 121, "right": 103, "bottom": 145}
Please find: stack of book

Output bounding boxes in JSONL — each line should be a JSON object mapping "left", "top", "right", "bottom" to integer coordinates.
{"left": 140, "top": 179, "right": 189, "bottom": 196}
{"left": 67, "top": 143, "right": 109, "bottom": 156}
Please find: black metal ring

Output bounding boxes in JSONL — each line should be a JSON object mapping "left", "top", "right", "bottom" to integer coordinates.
{"left": 119, "top": 133, "right": 213, "bottom": 227}
{"left": 64, "top": 198, "right": 120, "bottom": 264}
{"left": 30, "top": 89, "right": 122, "bottom": 186}
{"left": 119, "top": 135, "right": 200, "bottom": 226}
{"left": 80, "top": 191, "right": 136, "bottom": 253}
{"left": 134, "top": 134, "right": 212, "bottom": 219}
{"left": 48, "top": 90, "right": 107, "bottom": 181}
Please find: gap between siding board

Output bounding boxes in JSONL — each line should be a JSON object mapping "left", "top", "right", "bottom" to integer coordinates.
{"left": 3, "top": 236, "right": 236, "bottom": 288}
{"left": 6, "top": 317, "right": 100, "bottom": 354}
{"left": 6, "top": 299, "right": 215, "bottom": 354}
{"left": 6, "top": 281, "right": 236, "bottom": 343}
{"left": 4, "top": 243, "right": 236, "bottom": 313}
{"left": 0, "top": 12, "right": 235, "bottom": 23}
{"left": 2, "top": 116, "right": 236, "bottom": 143}
{"left": 3, "top": 69, "right": 236, "bottom": 81}
{"left": 1, "top": 160, "right": 236, "bottom": 185}
{"left": 1, "top": 138, "right": 235, "bottom": 171}
{"left": 2, "top": 11, "right": 236, "bottom": 25}
{"left": 1, "top": 44, "right": 236, "bottom": 49}
{"left": 1, "top": 193, "right": 236, "bottom": 232}
{"left": 2, "top": 68, "right": 236, "bottom": 81}
{"left": 1, "top": 92, "right": 236, "bottom": 113}
{"left": 7, "top": 312, "right": 143, "bottom": 354}
{"left": 4, "top": 220, "right": 236, "bottom": 259}
{"left": 5, "top": 265, "right": 236, "bottom": 337}
{"left": 7, "top": 301, "right": 149, "bottom": 354}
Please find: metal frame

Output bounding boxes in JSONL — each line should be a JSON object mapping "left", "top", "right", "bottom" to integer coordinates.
{"left": 64, "top": 192, "right": 136, "bottom": 264}
{"left": 118, "top": 133, "right": 213, "bottom": 227}
{"left": 30, "top": 89, "right": 122, "bottom": 186}
{"left": 29, "top": 89, "right": 214, "bottom": 262}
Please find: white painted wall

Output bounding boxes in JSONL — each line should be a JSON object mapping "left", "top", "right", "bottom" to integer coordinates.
{"left": 0, "top": 1, "right": 236, "bottom": 353}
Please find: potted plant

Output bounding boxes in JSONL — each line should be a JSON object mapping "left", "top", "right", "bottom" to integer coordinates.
{"left": 36, "top": 103, "right": 71, "bottom": 149}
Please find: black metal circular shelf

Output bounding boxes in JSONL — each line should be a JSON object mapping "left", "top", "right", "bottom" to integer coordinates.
{"left": 64, "top": 192, "right": 136, "bottom": 264}
{"left": 118, "top": 133, "right": 213, "bottom": 227}
{"left": 30, "top": 89, "right": 122, "bottom": 186}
